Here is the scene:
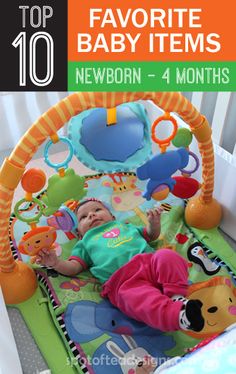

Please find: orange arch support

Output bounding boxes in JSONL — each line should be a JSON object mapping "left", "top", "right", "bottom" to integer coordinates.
{"left": 0, "top": 92, "right": 222, "bottom": 304}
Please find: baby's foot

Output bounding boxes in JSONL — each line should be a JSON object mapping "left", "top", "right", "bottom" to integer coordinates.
{"left": 179, "top": 299, "right": 204, "bottom": 332}
{"left": 171, "top": 294, "right": 188, "bottom": 304}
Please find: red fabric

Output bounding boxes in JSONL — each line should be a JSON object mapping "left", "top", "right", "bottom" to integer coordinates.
{"left": 142, "top": 227, "right": 151, "bottom": 242}
{"left": 68, "top": 256, "right": 88, "bottom": 269}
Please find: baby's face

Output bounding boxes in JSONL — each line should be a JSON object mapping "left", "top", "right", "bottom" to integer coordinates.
{"left": 77, "top": 201, "right": 114, "bottom": 236}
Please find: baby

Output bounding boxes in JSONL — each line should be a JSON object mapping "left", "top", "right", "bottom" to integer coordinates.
{"left": 37, "top": 198, "right": 204, "bottom": 332}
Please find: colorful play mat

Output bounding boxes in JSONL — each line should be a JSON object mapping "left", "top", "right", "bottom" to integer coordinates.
{"left": 9, "top": 173, "right": 236, "bottom": 373}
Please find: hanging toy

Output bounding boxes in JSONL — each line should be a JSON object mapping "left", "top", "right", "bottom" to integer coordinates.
{"left": 172, "top": 151, "right": 201, "bottom": 198}
{"left": 171, "top": 128, "right": 201, "bottom": 199}
{"left": 18, "top": 226, "right": 57, "bottom": 257}
{"left": 137, "top": 148, "right": 189, "bottom": 200}
{"left": 172, "top": 127, "right": 193, "bottom": 148}
{"left": 68, "top": 103, "right": 152, "bottom": 173}
{"left": 42, "top": 134, "right": 87, "bottom": 216}
{"left": 47, "top": 200, "right": 78, "bottom": 232}
{"left": 14, "top": 168, "right": 58, "bottom": 262}
{"left": 137, "top": 112, "right": 189, "bottom": 201}
{"left": 80, "top": 106, "right": 145, "bottom": 162}
{"left": 151, "top": 112, "right": 178, "bottom": 153}
{"left": 14, "top": 167, "right": 47, "bottom": 225}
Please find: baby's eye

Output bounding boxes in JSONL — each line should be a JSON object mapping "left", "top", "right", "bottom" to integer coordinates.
{"left": 95, "top": 208, "right": 101, "bottom": 212}
{"left": 80, "top": 215, "right": 87, "bottom": 220}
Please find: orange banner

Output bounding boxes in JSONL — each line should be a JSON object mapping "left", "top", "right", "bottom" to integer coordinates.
{"left": 68, "top": 0, "right": 236, "bottom": 62}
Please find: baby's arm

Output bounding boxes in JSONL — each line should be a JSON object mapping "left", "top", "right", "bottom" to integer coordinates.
{"left": 146, "top": 207, "right": 163, "bottom": 241}
{"left": 36, "top": 248, "right": 83, "bottom": 276}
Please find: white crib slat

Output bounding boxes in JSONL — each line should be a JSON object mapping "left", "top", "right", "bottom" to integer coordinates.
{"left": 211, "top": 92, "right": 231, "bottom": 146}
{"left": 191, "top": 92, "right": 204, "bottom": 111}
{"left": 36, "top": 92, "right": 53, "bottom": 116}
{"left": 233, "top": 143, "right": 236, "bottom": 156}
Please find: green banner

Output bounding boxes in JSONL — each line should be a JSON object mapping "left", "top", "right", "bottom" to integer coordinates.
{"left": 68, "top": 61, "right": 236, "bottom": 91}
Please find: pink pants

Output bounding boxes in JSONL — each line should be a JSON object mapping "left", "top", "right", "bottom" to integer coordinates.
{"left": 101, "top": 249, "right": 189, "bottom": 331}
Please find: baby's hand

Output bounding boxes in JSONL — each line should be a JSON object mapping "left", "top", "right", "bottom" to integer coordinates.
{"left": 35, "top": 248, "right": 59, "bottom": 267}
{"left": 146, "top": 206, "right": 163, "bottom": 225}
{"left": 146, "top": 207, "right": 163, "bottom": 241}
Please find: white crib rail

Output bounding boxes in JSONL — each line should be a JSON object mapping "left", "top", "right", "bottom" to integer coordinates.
{"left": 183, "top": 91, "right": 236, "bottom": 156}
{"left": 211, "top": 92, "right": 231, "bottom": 146}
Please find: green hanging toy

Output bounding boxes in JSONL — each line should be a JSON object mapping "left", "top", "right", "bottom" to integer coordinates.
{"left": 42, "top": 134, "right": 86, "bottom": 216}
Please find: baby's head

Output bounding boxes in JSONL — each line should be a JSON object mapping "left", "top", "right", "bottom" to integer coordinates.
{"left": 76, "top": 198, "right": 115, "bottom": 237}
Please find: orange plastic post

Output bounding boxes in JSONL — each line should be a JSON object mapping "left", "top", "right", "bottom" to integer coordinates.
{"left": 0, "top": 261, "right": 37, "bottom": 304}
{"left": 50, "top": 133, "right": 60, "bottom": 143}
{"left": 107, "top": 107, "right": 117, "bottom": 126}
{"left": 58, "top": 168, "right": 65, "bottom": 177}
{"left": 0, "top": 158, "right": 25, "bottom": 190}
{"left": 185, "top": 196, "right": 222, "bottom": 229}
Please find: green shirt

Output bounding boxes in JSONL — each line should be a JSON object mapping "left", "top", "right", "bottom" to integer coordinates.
{"left": 70, "top": 220, "right": 155, "bottom": 283}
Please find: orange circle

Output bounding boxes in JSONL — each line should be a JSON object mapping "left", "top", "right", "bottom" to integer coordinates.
{"left": 152, "top": 186, "right": 170, "bottom": 201}
{"left": 151, "top": 113, "right": 178, "bottom": 146}
{"left": 21, "top": 168, "right": 46, "bottom": 193}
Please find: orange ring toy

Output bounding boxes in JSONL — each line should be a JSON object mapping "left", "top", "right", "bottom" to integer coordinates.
{"left": 151, "top": 112, "right": 178, "bottom": 153}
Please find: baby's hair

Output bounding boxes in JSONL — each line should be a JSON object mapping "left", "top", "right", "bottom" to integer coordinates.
{"left": 75, "top": 198, "right": 112, "bottom": 216}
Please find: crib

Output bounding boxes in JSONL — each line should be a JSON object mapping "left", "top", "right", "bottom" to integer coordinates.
{"left": 0, "top": 91, "right": 236, "bottom": 374}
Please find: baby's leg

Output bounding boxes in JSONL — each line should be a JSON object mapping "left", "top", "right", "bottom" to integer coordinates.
{"left": 102, "top": 251, "right": 204, "bottom": 332}
{"left": 112, "top": 280, "right": 184, "bottom": 331}
{"left": 150, "top": 249, "right": 204, "bottom": 332}
{"left": 102, "top": 252, "right": 185, "bottom": 331}
{"left": 149, "top": 248, "right": 189, "bottom": 297}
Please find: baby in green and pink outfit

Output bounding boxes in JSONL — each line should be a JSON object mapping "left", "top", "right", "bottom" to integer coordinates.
{"left": 37, "top": 198, "right": 204, "bottom": 332}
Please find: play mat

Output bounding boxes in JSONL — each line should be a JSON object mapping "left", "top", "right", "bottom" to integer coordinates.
{"left": 9, "top": 173, "right": 236, "bottom": 373}
{"left": 1, "top": 92, "right": 236, "bottom": 373}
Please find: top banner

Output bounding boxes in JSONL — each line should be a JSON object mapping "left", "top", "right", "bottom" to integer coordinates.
{"left": 0, "top": 0, "right": 235, "bottom": 91}
{"left": 68, "top": 0, "right": 234, "bottom": 62}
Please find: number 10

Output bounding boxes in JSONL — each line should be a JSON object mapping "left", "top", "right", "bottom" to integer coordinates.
{"left": 12, "top": 31, "right": 54, "bottom": 87}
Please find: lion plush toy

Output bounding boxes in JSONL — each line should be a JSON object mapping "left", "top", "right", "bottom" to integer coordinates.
{"left": 185, "top": 276, "right": 236, "bottom": 338}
